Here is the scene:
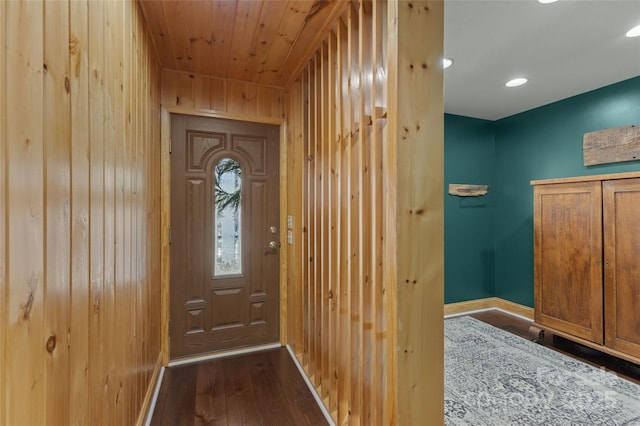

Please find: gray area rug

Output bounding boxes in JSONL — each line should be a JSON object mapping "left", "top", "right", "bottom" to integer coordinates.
{"left": 445, "top": 316, "right": 640, "bottom": 425}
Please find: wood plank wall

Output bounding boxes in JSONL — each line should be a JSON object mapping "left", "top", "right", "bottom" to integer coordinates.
{"left": 161, "top": 69, "right": 284, "bottom": 121}
{"left": 285, "top": 1, "right": 444, "bottom": 424}
{"left": 0, "top": 1, "right": 162, "bottom": 425}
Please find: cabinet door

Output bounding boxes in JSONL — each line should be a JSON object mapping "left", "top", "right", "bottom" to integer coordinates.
{"left": 603, "top": 178, "right": 640, "bottom": 358}
{"left": 534, "top": 181, "right": 603, "bottom": 343}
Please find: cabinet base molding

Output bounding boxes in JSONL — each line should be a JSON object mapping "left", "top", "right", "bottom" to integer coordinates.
{"left": 444, "top": 297, "right": 534, "bottom": 321}
{"left": 533, "top": 322, "right": 640, "bottom": 367}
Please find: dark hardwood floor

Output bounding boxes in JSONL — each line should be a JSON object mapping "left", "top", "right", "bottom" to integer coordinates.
{"left": 151, "top": 311, "right": 640, "bottom": 426}
{"left": 150, "top": 348, "right": 329, "bottom": 426}
{"left": 469, "top": 310, "right": 640, "bottom": 386}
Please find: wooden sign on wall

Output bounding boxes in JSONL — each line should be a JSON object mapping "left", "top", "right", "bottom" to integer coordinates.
{"left": 583, "top": 125, "right": 640, "bottom": 166}
{"left": 448, "top": 184, "right": 489, "bottom": 197}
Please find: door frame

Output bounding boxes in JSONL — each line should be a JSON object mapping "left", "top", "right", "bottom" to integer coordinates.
{"left": 160, "top": 105, "right": 287, "bottom": 365}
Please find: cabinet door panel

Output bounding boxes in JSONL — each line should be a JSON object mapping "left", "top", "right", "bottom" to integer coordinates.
{"left": 604, "top": 178, "right": 640, "bottom": 358}
{"left": 534, "top": 181, "right": 603, "bottom": 343}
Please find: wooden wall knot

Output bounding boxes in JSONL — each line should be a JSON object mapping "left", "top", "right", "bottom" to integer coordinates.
{"left": 21, "top": 292, "right": 34, "bottom": 321}
{"left": 46, "top": 335, "right": 57, "bottom": 354}
{"left": 21, "top": 274, "right": 38, "bottom": 321}
{"left": 69, "top": 35, "right": 80, "bottom": 55}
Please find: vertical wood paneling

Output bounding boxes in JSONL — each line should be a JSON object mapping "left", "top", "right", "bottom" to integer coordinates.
{"left": 371, "top": 1, "right": 387, "bottom": 420}
{"left": 105, "top": 2, "right": 122, "bottom": 423}
{"left": 87, "top": 2, "right": 106, "bottom": 424}
{"left": 347, "top": 5, "right": 362, "bottom": 422}
{"left": 387, "top": 1, "right": 444, "bottom": 424}
{"left": 0, "top": 1, "right": 163, "bottom": 425}
{"left": 285, "top": 0, "right": 444, "bottom": 424}
{"left": 0, "top": 1, "right": 6, "bottom": 423}
{"left": 6, "top": 3, "right": 46, "bottom": 425}
{"left": 69, "top": 1, "right": 91, "bottom": 423}
{"left": 308, "top": 59, "right": 318, "bottom": 378}
{"left": 337, "top": 17, "right": 351, "bottom": 425}
{"left": 161, "top": 69, "right": 284, "bottom": 121}
{"left": 286, "top": 79, "right": 304, "bottom": 352}
{"left": 44, "top": 2, "right": 72, "bottom": 425}
{"left": 326, "top": 29, "right": 338, "bottom": 417}
{"left": 302, "top": 67, "right": 310, "bottom": 368}
{"left": 320, "top": 40, "right": 331, "bottom": 405}
{"left": 358, "top": 2, "right": 374, "bottom": 423}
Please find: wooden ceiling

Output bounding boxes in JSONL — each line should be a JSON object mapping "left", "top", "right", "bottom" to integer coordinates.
{"left": 139, "top": 0, "right": 347, "bottom": 88}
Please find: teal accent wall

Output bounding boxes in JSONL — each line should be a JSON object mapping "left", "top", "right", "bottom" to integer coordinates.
{"left": 444, "top": 114, "right": 495, "bottom": 303}
{"left": 444, "top": 76, "right": 640, "bottom": 306}
{"left": 493, "top": 76, "right": 640, "bottom": 307}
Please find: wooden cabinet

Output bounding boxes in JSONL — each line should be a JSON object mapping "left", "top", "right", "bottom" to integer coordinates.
{"left": 532, "top": 172, "right": 640, "bottom": 364}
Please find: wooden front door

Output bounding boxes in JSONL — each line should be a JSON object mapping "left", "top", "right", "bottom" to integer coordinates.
{"left": 170, "top": 115, "right": 280, "bottom": 359}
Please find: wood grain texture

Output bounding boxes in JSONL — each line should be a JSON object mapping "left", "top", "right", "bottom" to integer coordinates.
{"left": 139, "top": 0, "right": 347, "bottom": 87}
{"left": 284, "top": 1, "right": 444, "bottom": 423}
{"left": 533, "top": 174, "right": 640, "bottom": 383}
{"left": 161, "top": 69, "right": 284, "bottom": 121}
{"left": 285, "top": 75, "right": 305, "bottom": 355}
{"left": 387, "top": 1, "right": 444, "bottom": 424}
{"left": 160, "top": 107, "right": 171, "bottom": 367}
{"left": 69, "top": 1, "right": 91, "bottom": 423}
{"left": 0, "top": 1, "right": 162, "bottom": 424}
{"left": 533, "top": 181, "right": 604, "bottom": 344}
{"left": 448, "top": 184, "right": 489, "bottom": 197}
{"left": 151, "top": 348, "right": 328, "bottom": 426}
{"left": 603, "top": 178, "right": 640, "bottom": 359}
{"left": 44, "top": 2, "right": 72, "bottom": 424}
{"left": 0, "top": 1, "right": 6, "bottom": 423}
{"left": 6, "top": 2, "right": 46, "bottom": 424}
{"left": 583, "top": 124, "right": 640, "bottom": 166}
{"left": 531, "top": 171, "right": 640, "bottom": 185}
{"left": 87, "top": 2, "right": 107, "bottom": 423}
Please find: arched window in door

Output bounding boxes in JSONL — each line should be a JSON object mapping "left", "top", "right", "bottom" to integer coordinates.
{"left": 213, "top": 158, "right": 242, "bottom": 276}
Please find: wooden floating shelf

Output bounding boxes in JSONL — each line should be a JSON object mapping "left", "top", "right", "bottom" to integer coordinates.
{"left": 448, "top": 184, "right": 489, "bottom": 197}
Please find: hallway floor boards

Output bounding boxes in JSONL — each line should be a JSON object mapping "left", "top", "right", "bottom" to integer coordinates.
{"left": 150, "top": 348, "right": 328, "bottom": 426}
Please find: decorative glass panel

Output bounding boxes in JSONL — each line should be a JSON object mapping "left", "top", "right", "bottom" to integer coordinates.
{"left": 214, "top": 158, "right": 242, "bottom": 276}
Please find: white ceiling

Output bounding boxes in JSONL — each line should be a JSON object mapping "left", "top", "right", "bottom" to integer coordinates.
{"left": 444, "top": 0, "right": 640, "bottom": 121}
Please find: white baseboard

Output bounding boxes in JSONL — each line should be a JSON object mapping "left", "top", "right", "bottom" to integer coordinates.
{"left": 167, "top": 342, "right": 281, "bottom": 367}
{"left": 143, "top": 366, "right": 165, "bottom": 426}
{"left": 137, "top": 353, "right": 165, "bottom": 426}
{"left": 286, "top": 345, "right": 336, "bottom": 426}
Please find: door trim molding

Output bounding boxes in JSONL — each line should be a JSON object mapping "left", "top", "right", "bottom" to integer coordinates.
{"left": 160, "top": 105, "right": 286, "bottom": 365}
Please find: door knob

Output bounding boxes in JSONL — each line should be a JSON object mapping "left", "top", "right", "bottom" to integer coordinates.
{"left": 265, "top": 241, "right": 280, "bottom": 250}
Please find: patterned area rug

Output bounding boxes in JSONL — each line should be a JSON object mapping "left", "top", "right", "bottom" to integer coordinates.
{"left": 445, "top": 316, "right": 640, "bottom": 425}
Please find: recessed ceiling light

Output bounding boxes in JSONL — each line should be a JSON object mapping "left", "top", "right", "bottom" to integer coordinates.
{"left": 443, "top": 58, "right": 453, "bottom": 69}
{"left": 538, "top": 0, "right": 559, "bottom": 3}
{"left": 626, "top": 24, "right": 640, "bottom": 38}
{"left": 506, "top": 78, "right": 528, "bottom": 88}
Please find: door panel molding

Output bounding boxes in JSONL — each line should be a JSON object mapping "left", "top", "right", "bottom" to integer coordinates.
{"left": 160, "top": 106, "right": 286, "bottom": 365}
{"left": 170, "top": 114, "right": 280, "bottom": 358}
